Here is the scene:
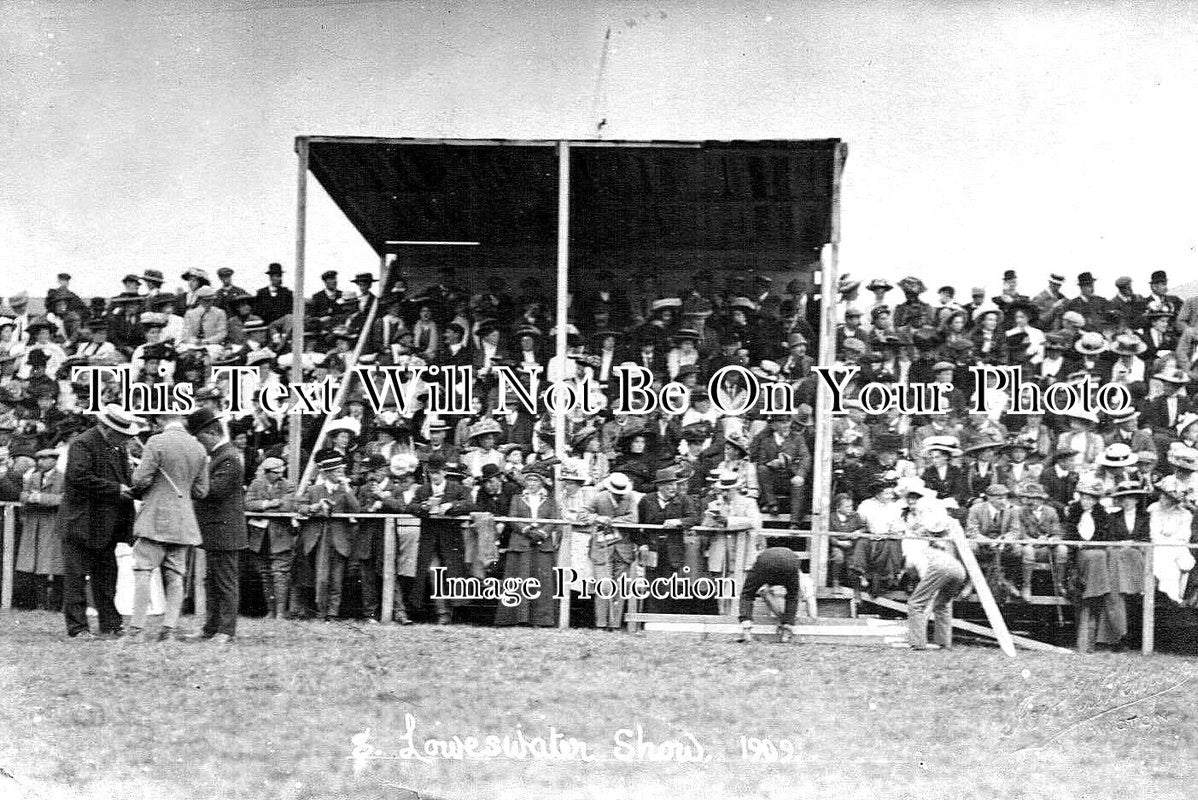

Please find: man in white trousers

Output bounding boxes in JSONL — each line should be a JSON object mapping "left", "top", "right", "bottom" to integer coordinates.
{"left": 125, "top": 413, "right": 210, "bottom": 642}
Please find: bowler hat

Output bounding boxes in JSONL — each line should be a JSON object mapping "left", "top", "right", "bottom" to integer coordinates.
{"left": 186, "top": 408, "right": 221, "bottom": 436}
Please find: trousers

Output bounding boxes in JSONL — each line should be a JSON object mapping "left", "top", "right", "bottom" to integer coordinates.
{"left": 203, "top": 549, "right": 240, "bottom": 637}
{"left": 62, "top": 539, "right": 121, "bottom": 636}
{"left": 907, "top": 555, "right": 966, "bottom": 648}
{"left": 738, "top": 547, "right": 803, "bottom": 626}
{"left": 130, "top": 538, "right": 190, "bottom": 631}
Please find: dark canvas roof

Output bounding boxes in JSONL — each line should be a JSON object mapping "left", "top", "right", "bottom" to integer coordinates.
{"left": 305, "top": 137, "right": 845, "bottom": 278}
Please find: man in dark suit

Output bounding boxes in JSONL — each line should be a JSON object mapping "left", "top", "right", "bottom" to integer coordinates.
{"left": 58, "top": 405, "right": 143, "bottom": 639}
{"left": 254, "top": 263, "right": 294, "bottom": 324}
{"left": 189, "top": 408, "right": 246, "bottom": 643}
{"left": 1141, "top": 369, "right": 1191, "bottom": 449}
{"left": 635, "top": 467, "right": 701, "bottom": 613}
{"left": 749, "top": 413, "right": 813, "bottom": 522}
{"left": 309, "top": 270, "right": 342, "bottom": 322}
{"left": 411, "top": 454, "right": 475, "bottom": 623}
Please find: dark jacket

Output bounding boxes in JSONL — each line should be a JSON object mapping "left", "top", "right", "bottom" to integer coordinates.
{"left": 254, "top": 286, "right": 294, "bottom": 324}
{"left": 57, "top": 425, "right": 135, "bottom": 549}
{"left": 635, "top": 491, "right": 700, "bottom": 570}
{"left": 195, "top": 442, "right": 247, "bottom": 551}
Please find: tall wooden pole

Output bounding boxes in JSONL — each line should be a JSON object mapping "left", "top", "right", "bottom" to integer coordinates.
{"left": 555, "top": 140, "right": 572, "bottom": 629}
{"left": 1, "top": 505, "right": 15, "bottom": 609}
{"left": 554, "top": 140, "right": 571, "bottom": 459}
{"left": 809, "top": 142, "right": 846, "bottom": 592}
{"left": 288, "top": 137, "right": 310, "bottom": 482}
{"left": 1141, "top": 543, "right": 1155, "bottom": 655}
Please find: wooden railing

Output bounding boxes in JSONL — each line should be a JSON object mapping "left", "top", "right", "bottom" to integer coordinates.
{"left": 0, "top": 500, "right": 1191, "bottom": 655}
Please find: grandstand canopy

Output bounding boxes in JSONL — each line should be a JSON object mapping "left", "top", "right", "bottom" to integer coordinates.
{"left": 303, "top": 137, "right": 846, "bottom": 284}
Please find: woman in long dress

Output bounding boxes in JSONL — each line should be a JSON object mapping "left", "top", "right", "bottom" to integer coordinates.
{"left": 1066, "top": 477, "right": 1113, "bottom": 653}
{"left": 17, "top": 449, "right": 64, "bottom": 610}
{"left": 495, "top": 468, "right": 561, "bottom": 627}
{"left": 1149, "top": 476, "right": 1194, "bottom": 604}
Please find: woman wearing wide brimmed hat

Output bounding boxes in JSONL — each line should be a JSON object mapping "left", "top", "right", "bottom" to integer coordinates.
{"left": 1148, "top": 475, "right": 1195, "bottom": 605}
{"left": 495, "top": 463, "right": 562, "bottom": 628}
{"left": 1107, "top": 332, "right": 1147, "bottom": 386}
{"left": 17, "top": 447, "right": 66, "bottom": 611}
{"left": 1064, "top": 476, "right": 1111, "bottom": 652}
{"left": 970, "top": 306, "right": 1006, "bottom": 364}
{"left": 611, "top": 426, "right": 659, "bottom": 494}
{"left": 462, "top": 417, "right": 505, "bottom": 479}
{"left": 712, "top": 429, "right": 760, "bottom": 501}
{"left": 1052, "top": 403, "right": 1105, "bottom": 471}
{"left": 1088, "top": 478, "right": 1152, "bottom": 651}
{"left": 666, "top": 327, "right": 702, "bottom": 381}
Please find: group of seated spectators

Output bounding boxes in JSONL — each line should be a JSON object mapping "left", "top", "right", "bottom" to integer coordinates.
{"left": 1, "top": 264, "right": 1196, "bottom": 646}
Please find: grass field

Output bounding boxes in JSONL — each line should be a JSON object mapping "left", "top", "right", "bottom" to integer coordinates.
{"left": 1, "top": 610, "right": 1196, "bottom": 800}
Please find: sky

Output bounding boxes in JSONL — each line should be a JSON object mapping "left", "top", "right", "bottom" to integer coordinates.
{"left": 4, "top": 0, "right": 1198, "bottom": 301}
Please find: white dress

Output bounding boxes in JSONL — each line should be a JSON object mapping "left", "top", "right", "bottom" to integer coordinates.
{"left": 1149, "top": 502, "right": 1195, "bottom": 603}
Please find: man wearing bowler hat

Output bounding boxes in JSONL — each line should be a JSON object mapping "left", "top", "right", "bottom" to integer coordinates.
{"left": 1146, "top": 270, "right": 1183, "bottom": 320}
{"left": 58, "top": 404, "right": 143, "bottom": 639}
{"left": 1061, "top": 272, "right": 1111, "bottom": 330}
{"left": 411, "top": 453, "right": 474, "bottom": 624}
{"left": 346, "top": 272, "right": 378, "bottom": 333}
{"left": 310, "top": 270, "right": 342, "bottom": 320}
{"left": 635, "top": 466, "right": 701, "bottom": 613}
{"left": 189, "top": 407, "right": 246, "bottom": 643}
{"left": 254, "top": 263, "right": 294, "bottom": 324}
{"left": 1032, "top": 272, "right": 1068, "bottom": 324}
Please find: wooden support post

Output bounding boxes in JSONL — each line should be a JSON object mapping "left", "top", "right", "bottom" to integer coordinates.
{"left": 733, "top": 529, "right": 749, "bottom": 616}
{"left": 380, "top": 517, "right": 396, "bottom": 624}
{"left": 193, "top": 548, "right": 207, "bottom": 619}
{"left": 1, "top": 504, "right": 15, "bottom": 610}
{"left": 949, "top": 528, "right": 1017, "bottom": 657}
{"left": 809, "top": 242, "right": 838, "bottom": 592}
{"left": 1142, "top": 542, "right": 1155, "bottom": 656}
{"left": 287, "top": 137, "right": 310, "bottom": 483}
{"left": 553, "top": 140, "right": 570, "bottom": 458}
{"left": 296, "top": 253, "right": 389, "bottom": 493}
{"left": 808, "top": 145, "right": 846, "bottom": 593}
{"left": 557, "top": 518, "right": 572, "bottom": 630}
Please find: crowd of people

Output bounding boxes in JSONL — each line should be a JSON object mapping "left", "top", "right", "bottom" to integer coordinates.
{"left": 0, "top": 264, "right": 1196, "bottom": 650}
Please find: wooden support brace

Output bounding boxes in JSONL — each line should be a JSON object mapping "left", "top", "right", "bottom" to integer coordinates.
{"left": 1, "top": 505, "right": 14, "bottom": 610}
{"left": 380, "top": 517, "right": 396, "bottom": 624}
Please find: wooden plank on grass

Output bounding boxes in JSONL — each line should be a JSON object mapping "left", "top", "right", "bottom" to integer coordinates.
{"left": 641, "top": 622, "right": 906, "bottom": 637}
{"left": 624, "top": 613, "right": 883, "bottom": 627}
{"left": 862, "top": 593, "right": 1072, "bottom": 654}
{"left": 949, "top": 528, "right": 1017, "bottom": 658}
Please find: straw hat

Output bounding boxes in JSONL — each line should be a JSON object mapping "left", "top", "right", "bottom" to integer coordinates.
{"left": 1167, "top": 442, "right": 1198, "bottom": 471}
{"left": 1016, "top": 481, "right": 1048, "bottom": 499}
{"left": 94, "top": 404, "right": 143, "bottom": 436}
{"left": 712, "top": 469, "right": 745, "bottom": 491}
{"left": 1111, "top": 479, "right": 1152, "bottom": 499}
{"left": 603, "top": 472, "right": 633, "bottom": 495}
{"left": 1097, "top": 442, "right": 1138, "bottom": 469}
{"left": 1074, "top": 332, "right": 1107, "bottom": 356}
{"left": 1110, "top": 333, "right": 1147, "bottom": 357}
{"left": 1176, "top": 412, "right": 1198, "bottom": 436}
{"left": 922, "top": 435, "right": 962, "bottom": 456}
{"left": 466, "top": 418, "right": 502, "bottom": 443}
{"left": 1076, "top": 476, "right": 1106, "bottom": 497}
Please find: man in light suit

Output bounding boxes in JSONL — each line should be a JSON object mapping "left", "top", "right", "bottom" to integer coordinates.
{"left": 58, "top": 405, "right": 143, "bottom": 639}
{"left": 584, "top": 472, "right": 641, "bottom": 629}
{"left": 189, "top": 408, "right": 246, "bottom": 643}
{"left": 126, "top": 413, "right": 210, "bottom": 642}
